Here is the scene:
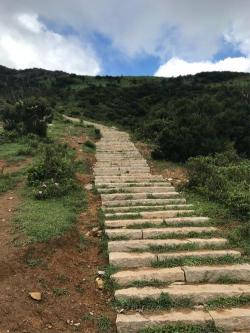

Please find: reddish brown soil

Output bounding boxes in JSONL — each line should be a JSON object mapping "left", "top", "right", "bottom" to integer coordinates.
{"left": 0, "top": 134, "right": 117, "bottom": 333}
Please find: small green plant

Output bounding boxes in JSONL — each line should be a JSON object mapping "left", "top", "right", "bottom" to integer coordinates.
{"left": 114, "top": 293, "right": 193, "bottom": 311}
{"left": 53, "top": 287, "right": 68, "bottom": 297}
{"left": 83, "top": 140, "right": 96, "bottom": 152}
{"left": 138, "top": 323, "right": 223, "bottom": 333}
{"left": 96, "top": 315, "right": 112, "bottom": 332}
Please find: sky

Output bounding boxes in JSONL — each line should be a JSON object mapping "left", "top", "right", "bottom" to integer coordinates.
{"left": 1, "top": 0, "right": 250, "bottom": 77}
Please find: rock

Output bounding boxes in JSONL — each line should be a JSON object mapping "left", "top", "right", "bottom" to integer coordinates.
{"left": 29, "top": 292, "right": 42, "bottom": 301}
{"left": 98, "top": 270, "right": 105, "bottom": 276}
{"left": 96, "top": 277, "right": 104, "bottom": 289}
{"left": 8, "top": 197, "right": 14, "bottom": 200}
{"left": 84, "top": 184, "right": 93, "bottom": 190}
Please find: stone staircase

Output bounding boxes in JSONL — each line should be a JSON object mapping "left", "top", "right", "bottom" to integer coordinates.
{"left": 94, "top": 124, "right": 250, "bottom": 333}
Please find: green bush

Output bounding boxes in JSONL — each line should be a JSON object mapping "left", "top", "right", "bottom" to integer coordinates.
{"left": 186, "top": 150, "right": 250, "bottom": 219}
{"left": 27, "top": 143, "right": 76, "bottom": 199}
{"left": 2, "top": 97, "right": 53, "bottom": 137}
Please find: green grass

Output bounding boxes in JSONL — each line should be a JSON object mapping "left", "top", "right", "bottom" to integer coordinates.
{"left": 114, "top": 293, "right": 193, "bottom": 311}
{"left": 74, "top": 160, "right": 91, "bottom": 174}
{"left": 53, "top": 287, "right": 68, "bottom": 297}
{"left": 151, "top": 231, "right": 216, "bottom": 239}
{"left": 138, "top": 323, "right": 223, "bottom": 333}
{"left": 126, "top": 279, "right": 167, "bottom": 288}
{"left": 14, "top": 185, "right": 86, "bottom": 242}
{"left": 96, "top": 315, "right": 112, "bottom": 332}
{"left": 205, "top": 294, "right": 250, "bottom": 310}
{"left": 0, "top": 142, "right": 29, "bottom": 160}
{"left": 83, "top": 140, "right": 96, "bottom": 153}
{"left": 0, "top": 171, "right": 23, "bottom": 193}
{"left": 152, "top": 254, "right": 248, "bottom": 268}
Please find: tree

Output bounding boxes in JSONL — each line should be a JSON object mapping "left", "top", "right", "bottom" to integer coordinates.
{"left": 2, "top": 97, "right": 53, "bottom": 137}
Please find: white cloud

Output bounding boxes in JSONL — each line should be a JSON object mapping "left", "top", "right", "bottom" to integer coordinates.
{"left": 155, "top": 57, "right": 250, "bottom": 77}
{"left": 1, "top": 1, "right": 250, "bottom": 74}
{"left": 0, "top": 12, "right": 101, "bottom": 75}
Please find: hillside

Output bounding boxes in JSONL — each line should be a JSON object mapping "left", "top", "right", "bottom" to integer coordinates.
{"left": 0, "top": 65, "right": 249, "bottom": 162}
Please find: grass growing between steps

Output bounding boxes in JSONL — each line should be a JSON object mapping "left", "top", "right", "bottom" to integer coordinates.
{"left": 151, "top": 231, "right": 217, "bottom": 240}
{"left": 138, "top": 323, "right": 223, "bottom": 333}
{"left": 126, "top": 221, "right": 212, "bottom": 229}
{"left": 114, "top": 293, "right": 193, "bottom": 311}
{"left": 152, "top": 254, "right": 248, "bottom": 268}
{"left": 14, "top": 184, "right": 86, "bottom": 242}
{"left": 132, "top": 243, "right": 228, "bottom": 254}
{"left": 205, "top": 294, "right": 250, "bottom": 310}
{"left": 126, "top": 279, "right": 168, "bottom": 288}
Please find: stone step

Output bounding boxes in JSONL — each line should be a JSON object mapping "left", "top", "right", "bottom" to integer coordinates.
{"left": 109, "top": 250, "right": 241, "bottom": 268}
{"left": 210, "top": 307, "right": 250, "bottom": 332}
{"left": 105, "top": 216, "right": 210, "bottom": 228}
{"left": 116, "top": 308, "right": 250, "bottom": 333}
{"left": 94, "top": 170, "right": 150, "bottom": 176}
{"left": 101, "top": 192, "right": 179, "bottom": 201}
{"left": 104, "top": 204, "right": 193, "bottom": 212}
{"left": 99, "top": 186, "right": 175, "bottom": 193}
{"left": 112, "top": 267, "right": 185, "bottom": 286}
{"left": 95, "top": 175, "right": 163, "bottom": 182}
{"left": 108, "top": 238, "right": 227, "bottom": 252}
{"left": 96, "top": 182, "right": 171, "bottom": 188}
{"left": 103, "top": 198, "right": 186, "bottom": 207}
{"left": 183, "top": 263, "right": 250, "bottom": 282}
{"left": 115, "top": 283, "right": 250, "bottom": 303}
{"left": 105, "top": 210, "right": 194, "bottom": 219}
{"left": 106, "top": 226, "right": 217, "bottom": 240}
{"left": 112, "top": 264, "right": 250, "bottom": 286}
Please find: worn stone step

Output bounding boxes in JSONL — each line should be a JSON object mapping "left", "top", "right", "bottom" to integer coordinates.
{"left": 95, "top": 175, "right": 163, "bottom": 182}
{"left": 106, "top": 227, "right": 217, "bottom": 240}
{"left": 210, "top": 307, "right": 250, "bottom": 332}
{"left": 101, "top": 192, "right": 179, "bottom": 201}
{"left": 109, "top": 250, "right": 241, "bottom": 268}
{"left": 96, "top": 182, "right": 171, "bottom": 188}
{"left": 115, "top": 283, "right": 250, "bottom": 303}
{"left": 105, "top": 216, "right": 210, "bottom": 228}
{"left": 104, "top": 204, "right": 192, "bottom": 212}
{"left": 109, "top": 251, "right": 157, "bottom": 268}
{"left": 103, "top": 198, "right": 186, "bottom": 207}
{"left": 116, "top": 308, "right": 250, "bottom": 333}
{"left": 105, "top": 210, "right": 194, "bottom": 219}
{"left": 108, "top": 238, "right": 227, "bottom": 252}
{"left": 157, "top": 249, "right": 241, "bottom": 262}
{"left": 95, "top": 170, "right": 150, "bottom": 176}
{"left": 99, "top": 186, "right": 175, "bottom": 193}
{"left": 183, "top": 264, "right": 250, "bottom": 283}
{"left": 112, "top": 267, "right": 185, "bottom": 286}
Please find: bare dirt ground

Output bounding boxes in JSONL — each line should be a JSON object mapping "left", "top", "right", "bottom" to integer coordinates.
{"left": 0, "top": 133, "right": 116, "bottom": 333}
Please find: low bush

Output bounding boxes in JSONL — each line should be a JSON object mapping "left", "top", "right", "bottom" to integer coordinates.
{"left": 186, "top": 149, "right": 250, "bottom": 219}
{"left": 27, "top": 143, "right": 76, "bottom": 199}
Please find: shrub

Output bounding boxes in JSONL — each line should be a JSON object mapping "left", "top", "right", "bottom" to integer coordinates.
{"left": 27, "top": 143, "right": 75, "bottom": 199}
{"left": 2, "top": 97, "right": 53, "bottom": 137}
{"left": 186, "top": 150, "right": 250, "bottom": 219}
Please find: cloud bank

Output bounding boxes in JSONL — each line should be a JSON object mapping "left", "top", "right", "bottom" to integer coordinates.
{"left": 0, "top": 12, "right": 100, "bottom": 75}
{"left": 1, "top": 0, "right": 250, "bottom": 75}
{"left": 155, "top": 57, "right": 250, "bottom": 77}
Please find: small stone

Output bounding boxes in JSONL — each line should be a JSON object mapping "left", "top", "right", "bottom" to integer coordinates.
{"left": 95, "top": 277, "right": 104, "bottom": 289}
{"left": 29, "top": 292, "right": 42, "bottom": 301}
{"left": 98, "top": 270, "right": 105, "bottom": 276}
{"left": 194, "top": 305, "right": 204, "bottom": 310}
{"left": 84, "top": 184, "right": 93, "bottom": 190}
{"left": 8, "top": 197, "right": 14, "bottom": 200}
{"left": 74, "top": 323, "right": 80, "bottom": 327}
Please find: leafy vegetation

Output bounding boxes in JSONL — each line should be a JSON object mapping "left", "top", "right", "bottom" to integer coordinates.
{"left": 138, "top": 323, "right": 223, "bottom": 333}
{"left": 2, "top": 97, "right": 52, "bottom": 137}
{"left": 187, "top": 149, "right": 250, "bottom": 219}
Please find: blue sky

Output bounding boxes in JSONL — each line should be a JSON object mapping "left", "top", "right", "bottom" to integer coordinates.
{"left": 0, "top": 0, "right": 250, "bottom": 76}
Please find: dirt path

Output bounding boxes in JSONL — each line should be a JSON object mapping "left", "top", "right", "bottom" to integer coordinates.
{"left": 0, "top": 133, "right": 116, "bottom": 333}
